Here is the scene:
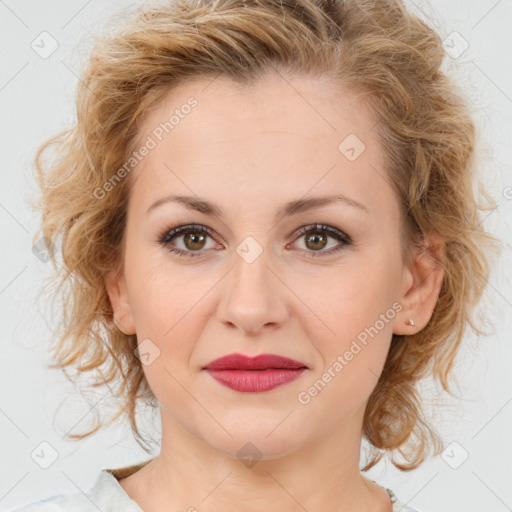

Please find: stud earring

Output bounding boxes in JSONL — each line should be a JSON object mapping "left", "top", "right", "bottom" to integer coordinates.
{"left": 404, "top": 317, "right": 415, "bottom": 326}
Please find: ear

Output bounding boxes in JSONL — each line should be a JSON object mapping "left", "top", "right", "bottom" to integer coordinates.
{"left": 105, "top": 265, "right": 136, "bottom": 336}
{"left": 392, "top": 234, "right": 445, "bottom": 335}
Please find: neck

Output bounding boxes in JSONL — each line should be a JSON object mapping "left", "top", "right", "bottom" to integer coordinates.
{"left": 119, "top": 407, "right": 392, "bottom": 512}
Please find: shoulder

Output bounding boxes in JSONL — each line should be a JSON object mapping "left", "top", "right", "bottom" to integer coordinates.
{"left": 5, "top": 491, "right": 92, "bottom": 511}
{"left": 387, "top": 487, "right": 422, "bottom": 512}
{"left": 5, "top": 465, "right": 145, "bottom": 512}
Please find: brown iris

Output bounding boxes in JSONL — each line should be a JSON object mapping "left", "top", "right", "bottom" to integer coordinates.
{"left": 304, "top": 231, "right": 328, "bottom": 251}
{"left": 184, "top": 231, "right": 206, "bottom": 250}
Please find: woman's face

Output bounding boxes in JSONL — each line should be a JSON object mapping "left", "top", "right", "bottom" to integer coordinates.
{"left": 107, "top": 72, "right": 419, "bottom": 460}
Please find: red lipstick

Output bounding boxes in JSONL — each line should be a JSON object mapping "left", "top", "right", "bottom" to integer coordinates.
{"left": 203, "top": 353, "right": 308, "bottom": 392}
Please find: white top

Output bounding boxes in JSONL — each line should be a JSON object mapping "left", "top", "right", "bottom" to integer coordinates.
{"left": 7, "top": 459, "right": 420, "bottom": 512}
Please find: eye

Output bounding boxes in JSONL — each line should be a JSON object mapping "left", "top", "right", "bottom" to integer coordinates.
{"left": 157, "top": 224, "right": 221, "bottom": 259}
{"left": 288, "top": 223, "right": 352, "bottom": 258}
{"left": 157, "top": 223, "right": 352, "bottom": 259}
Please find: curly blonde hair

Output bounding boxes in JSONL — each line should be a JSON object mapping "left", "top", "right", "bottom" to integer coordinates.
{"left": 32, "top": 0, "right": 501, "bottom": 471}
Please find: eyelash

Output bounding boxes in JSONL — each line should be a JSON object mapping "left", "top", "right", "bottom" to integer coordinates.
{"left": 156, "top": 223, "right": 352, "bottom": 260}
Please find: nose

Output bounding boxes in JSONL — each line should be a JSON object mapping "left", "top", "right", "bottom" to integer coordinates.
{"left": 216, "top": 247, "right": 289, "bottom": 336}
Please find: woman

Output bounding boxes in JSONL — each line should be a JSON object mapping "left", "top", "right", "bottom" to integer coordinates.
{"left": 12, "top": 0, "right": 499, "bottom": 510}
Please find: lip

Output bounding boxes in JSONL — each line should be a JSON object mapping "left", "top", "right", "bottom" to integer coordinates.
{"left": 203, "top": 353, "right": 308, "bottom": 393}
{"left": 203, "top": 353, "right": 308, "bottom": 371}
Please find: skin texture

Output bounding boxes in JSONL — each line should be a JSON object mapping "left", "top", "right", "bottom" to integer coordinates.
{"left": 106, "top": 71, "right": 444, "bottom": 512}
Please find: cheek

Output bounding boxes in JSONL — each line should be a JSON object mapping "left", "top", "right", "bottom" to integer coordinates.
{"left": 125, "top": 257, "right": 220, "bottom": 368}
{"left": 127, "top": 267, "right": 208, "bottom": 403}
{"left": 294, "top": 253, "right": 400, "bottom": 388}
{"left": 298, "top": 253, "right": 400, "bottom": 335}
{"left": 298, "top": 282, "right": 396, "bottom": 416}
{"left": 125, "top": 243, "right": 187, "bottom": 326}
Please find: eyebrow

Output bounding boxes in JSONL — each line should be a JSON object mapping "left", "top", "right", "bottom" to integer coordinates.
{"left": 146, "top": 193, "right": 369, "bottom": 219}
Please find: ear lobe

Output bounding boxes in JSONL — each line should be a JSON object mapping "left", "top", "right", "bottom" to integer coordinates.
{"left": 393, "top": 234, "right": 445, "bottom": 335}
{"left": 105, "top": 267, "right": 136, "bottom": 335}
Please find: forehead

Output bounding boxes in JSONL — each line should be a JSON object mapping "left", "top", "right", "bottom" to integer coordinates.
{"left": 129, "top": 72, "right": 393, "bottom": 220}
{"left": 136, "top": 72, "right": 372, "bottom": 144}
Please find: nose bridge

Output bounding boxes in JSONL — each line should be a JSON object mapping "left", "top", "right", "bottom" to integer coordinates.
{"left": 217, "top": 239, "right": 288, "bottom": 334}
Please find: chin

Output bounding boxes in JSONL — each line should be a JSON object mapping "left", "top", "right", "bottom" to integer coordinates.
{"left": 204, "top": 423, "right": 307, "bottom": 463}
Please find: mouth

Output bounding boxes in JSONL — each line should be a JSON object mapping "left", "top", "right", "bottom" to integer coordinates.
{"left": 202, "top": 353, "right": 308, "bottom": 392}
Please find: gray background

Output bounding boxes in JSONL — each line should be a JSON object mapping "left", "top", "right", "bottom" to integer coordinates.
{"left": 1, "top": 1, "right": 511, "bottom": 511}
